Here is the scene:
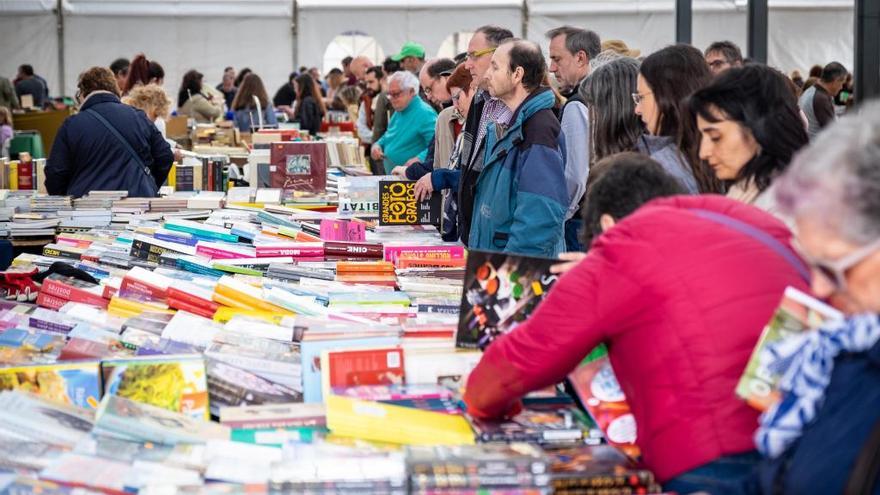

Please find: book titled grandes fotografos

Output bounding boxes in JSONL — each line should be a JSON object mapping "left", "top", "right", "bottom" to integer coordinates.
{"left": 456, "top": 250, "right": 560, "bottom": 350}
{"left": 269, "top": 142, "right": 327, "bottom": 194}
{"left": 378, "top": 180, "right": 440, "bottom": 226}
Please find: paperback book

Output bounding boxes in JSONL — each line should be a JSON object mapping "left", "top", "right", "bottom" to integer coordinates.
{"left": 457, "top": 250, "right": 559, "bottom": 350}
{"left": 378, "top": 180, "right": 441, "bottom": 226}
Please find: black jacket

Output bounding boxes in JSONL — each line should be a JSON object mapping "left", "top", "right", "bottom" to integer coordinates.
{"left": 294, "top": 96, "right": 323, "bottom": 136}
{"left": 455, "top": 91, "right": 490, "bottom": 247}
{"left": 46, "top": 92, "right": 173, "bottom": 198}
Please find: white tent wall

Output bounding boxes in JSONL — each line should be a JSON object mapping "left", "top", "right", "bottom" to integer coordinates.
{"left": 0, "top": 5, "right": 59, "bottom": 95}
{"left": 62, "top": 15, "right": 294, "bottom": 100}
{"left": 296, "top": 0, "right": 522, "bottom": 71}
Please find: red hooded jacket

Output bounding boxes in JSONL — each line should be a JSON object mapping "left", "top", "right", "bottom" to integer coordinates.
{"left": 464, "top": 195, "right": 811, "bottom": 482}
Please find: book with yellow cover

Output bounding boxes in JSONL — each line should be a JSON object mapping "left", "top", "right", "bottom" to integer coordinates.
{"left": 213, "top": 276, "right": 292, "bottom": 315}
{"left": 0, "top": 361, "right": 102, "bottom": 409}
{"left": 326, "top": 394, "right": 474, "bottom": 446}
{"left": 212, "top": 306, "right": 291, "bottom": 325}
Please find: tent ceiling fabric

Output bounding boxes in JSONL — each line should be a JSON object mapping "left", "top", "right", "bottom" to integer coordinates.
{"left": 0, "top": 0, "right": 855, "bottom": 98}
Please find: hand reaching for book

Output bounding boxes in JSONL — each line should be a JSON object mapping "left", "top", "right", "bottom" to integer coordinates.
{"left": 371, "top": 144, "right": 384, "bottom": 161}
{"left": 391, "top": 166, "right": 408, "bottom": 177}
{"left": 414, "top": 173, "right": 434, "bottom": 202}
{"left": 550, "top": 251, "right": 587, "bottom": 274}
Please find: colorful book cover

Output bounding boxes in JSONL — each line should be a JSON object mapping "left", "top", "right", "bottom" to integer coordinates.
{"left": 378, "top": 180, "right": 441, "bottom": 226}
{"left": 736, "top": 286, "right": 843, "bottom": 411}
{"left": 206, "top": 357, "right": 303, "bottom": 418}
{"left": 269, "top": 141, "right": 328, "bottom": 194}
{"left": 406, "top": 443, "right": 551, "bottom": 490}
{"left": 546, "top": 444, "right": 653, "bottom": 490}
{"left": 0, "top": 361, "right": 102, "bottom": 409}
{"left": 567, "top": 353, "right": 639, "bottom": 457}
{"left": 469, "top": 403, "right": 590, "bottom": 446}
{"left": 456, "top": 250, "right": 559, "bottom": 350}
{"left": 300, "top": 336, "right": 400, "bottom": 403}
{"left": 101, "top": 354, "right": 210, "bottom": 420}
{"left": 320, "top": 347, "right": 405, "bottom": 398}
{"left": 319, "top": 218, "right": 366, "bottom": 242}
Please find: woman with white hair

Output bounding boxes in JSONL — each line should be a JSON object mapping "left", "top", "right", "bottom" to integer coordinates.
{"left": 728, "top": 104, "right": 880, "bottom": 494}
{"left": 370, "top": 70, "right": 437, "bottom": 174}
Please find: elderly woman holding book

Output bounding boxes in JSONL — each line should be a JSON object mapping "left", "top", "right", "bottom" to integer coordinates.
{"left": 721, "top": 104, "right": 880, "bottom": 494}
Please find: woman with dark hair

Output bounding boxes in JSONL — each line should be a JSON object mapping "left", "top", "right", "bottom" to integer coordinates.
{"left": 635, "top": 44, "right": 718, "bottom": 193}
{"left": 688, "top": 64, "right": 809, "bottom": 217}
{"left": 230, "top": 73, "right": 277, "bottom": 132}
{"left": 121, "top": 54, "right": 151, "bottom": 95}
{"left": 293, "top": 73, "right": 326, "bottom": 136}
{"left": 581, "top": 57, "right": 644, "bottom": 165}
{"left": 178, "top": 70, "right": 222, "bottom": 123}
{"left": 233, "top": 68, "right": 252, "bottom": 89}
{"left": 148, "top": 61, "right": 164, "bottom": 86}
{"left": 273, "top": 71, "right": 298, "bottom": 120}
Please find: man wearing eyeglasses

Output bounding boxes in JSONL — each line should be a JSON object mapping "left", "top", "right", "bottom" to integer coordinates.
{"left": 704, "top": 40, "right": 743, "bottom": 76}
{"left": 456, "top": 25, "right": 514, "bottom": 247}
{"left": 370, "top": 70, "right": 437, "bottom": 174}
{"left": 546, "top": 26, "right": 600, "bottom": 252}
{"left": 468, "top": 39, "right": 567, "bottom": 257}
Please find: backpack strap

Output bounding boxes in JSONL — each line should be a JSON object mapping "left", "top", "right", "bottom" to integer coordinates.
{"left": 844, "top": 415, "right": 880, "bottom": 495}
{"left": 687, "top": 208, "right": 812, "bottom": 283}
{"left": 85, "top": 108, "right": 153, "bottom": 180}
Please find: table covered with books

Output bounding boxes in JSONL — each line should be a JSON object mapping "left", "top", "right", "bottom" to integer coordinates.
{"left": 0, "top": 138, "right": 681, "bottom": 495}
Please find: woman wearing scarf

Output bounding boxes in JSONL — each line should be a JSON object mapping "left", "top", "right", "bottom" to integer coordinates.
{"left": 730, "top": 103, "right": 880, "bottom": 494}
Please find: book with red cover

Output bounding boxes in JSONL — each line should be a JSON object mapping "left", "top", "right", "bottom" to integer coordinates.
{"left": 269, "top": 141, "right": 328, "bottom": 194}
{"left": 321, "top": 347, "right": 405, "bottom": 394}
{"left": 167, "top": 287, "right": 219, "bottom": 312}
{"left": 118, "top": 269, "right": 169, "bottom": 304}
{"left": 324, "top": 241, "right": 384, "bottom": 259}
{"left": 17, "top": 158, "right": 34, "bottom": 190}
{"left": 40, "top": 274, "right": 109, "bottom": 309}
{"left": 59, "top": 338, "right": 114, "bottom": 361}
{"left": 36, "top": 291, "right": 69, "bottom": 311}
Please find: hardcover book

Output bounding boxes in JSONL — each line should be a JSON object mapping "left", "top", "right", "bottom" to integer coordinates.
{"left": 456, "top": 250, "right": 559, "bottom": 350}
{"left": 269, "top": 141, "right": 328, "bottom": 194}
{"left": 378, "top": 180, "right": 441, "bottom": 226}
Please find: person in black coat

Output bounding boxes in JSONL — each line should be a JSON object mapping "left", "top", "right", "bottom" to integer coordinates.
{"left": 46, "top": 66, "right": 173, "bottom": 198}
{"left": 292, "top": 73, "right": 326, "bottom": 137}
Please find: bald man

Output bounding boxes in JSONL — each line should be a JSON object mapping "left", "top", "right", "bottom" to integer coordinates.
{"left": 350, "top": 56, "right": 374, "bottom": 83}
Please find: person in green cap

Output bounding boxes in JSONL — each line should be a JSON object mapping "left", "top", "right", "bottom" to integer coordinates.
{"left": 392, "top": 41, "right": 427, "bottom": 75}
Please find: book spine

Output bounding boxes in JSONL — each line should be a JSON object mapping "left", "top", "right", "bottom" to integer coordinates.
{"left": 17, "top": 161, "right": 33, "bottom": 190}
{"left": 256, "top": 246, "right": 324, "bottom": 258}
{"left": 28, "top": 317, "right": 75, "bottom": 335}
{"left": 36, "top": 291, "right": 70, "bottom": 311}
{"left": 41, "top": 279, "right": 108, "bottom": 308}
{"left": 324, "top": 241, "right": 384, "bottom": 259}
{"left": 383, "top": 245, "right": 466, "bottom": 263}
{"left": 154, "top": 233, "right": 198, "bottom": 247}
{"left": 42, "top": 246, "right": 82, "bottom": 261}
{"left": 221, "top": 417, "right": 325, "bottom": 429}
{"left": 168, "top": 287, "right": 220, "bottom": 311}
{"left": 168, "top": 297, "right": 217, "bottom": 319}
{"left": 195, "top": 245, "right": 253, "bottom": 260}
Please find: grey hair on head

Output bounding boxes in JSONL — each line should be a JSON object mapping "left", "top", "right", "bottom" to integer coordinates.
{"left": 775, "top": 101, "right": 880, "bottom": 245}
{"left": 388, "top": 70, "right": 420, "bottom": 94}
{"left": 580, "top": 57, "right": 643, "bottom": 163}
{"left": 590, "top": 49, "right": 625, "bottom": 71}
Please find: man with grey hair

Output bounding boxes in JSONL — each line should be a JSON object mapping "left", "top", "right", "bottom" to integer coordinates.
{"left": 370, "top": 70, "right": 437, "bottom": 174}
{"left": 546, "top": 25, "right": 601, "bottom": 251}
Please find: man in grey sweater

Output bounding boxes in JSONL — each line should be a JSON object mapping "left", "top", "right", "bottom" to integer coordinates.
{"left": 547, "top": 26, "right": 600, "bottom": 252}
{"left": 799, "top": 62, "right": 847, "bottom": 140}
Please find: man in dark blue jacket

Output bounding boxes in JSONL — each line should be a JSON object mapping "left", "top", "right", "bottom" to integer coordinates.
{"left": 47, "top": 66, "right": 173, "bottom": 198}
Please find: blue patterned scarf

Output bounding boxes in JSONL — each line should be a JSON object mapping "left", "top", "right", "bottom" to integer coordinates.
{"left": 756, "top": 313, "right": 880, "bottom": 458}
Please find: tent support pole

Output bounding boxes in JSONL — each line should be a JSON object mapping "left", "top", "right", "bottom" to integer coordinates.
{"left": 675, "top": 0, "right": 692, "bottom": 44}
{"left": 520, "top": 0, "right": 528, "bottom": 39}
{"left": 291, "top": 0, "right": 299, "bottom": 71}
{"left": 855, "top": 0, "right": 880, "bottom": 102}
{"left": 56, "top": 0, "right": 65, "bottom": 97}
{"left": 747, "top": 0, "right": 768, "bottom": 63}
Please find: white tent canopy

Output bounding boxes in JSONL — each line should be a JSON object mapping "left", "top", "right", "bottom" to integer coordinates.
{"left": 0, "top": 0, "right": 855, "bottom": 101}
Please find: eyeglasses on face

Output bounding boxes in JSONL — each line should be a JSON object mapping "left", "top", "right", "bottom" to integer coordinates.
{"left": 631, "top": 91, "right": 652, "bottom": 105}
{"left": 388, "top": 90, "right": 406, "bottom": 99}
{"left": 466, "top": 47, "right": 496, "bottom": 61}
{"left": 794, "top": 237, "right": 880, "bottom": 291}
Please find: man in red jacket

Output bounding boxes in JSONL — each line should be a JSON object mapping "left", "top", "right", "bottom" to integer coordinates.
{"left": 464, "top": 194, "right": 811, "bottom": 490}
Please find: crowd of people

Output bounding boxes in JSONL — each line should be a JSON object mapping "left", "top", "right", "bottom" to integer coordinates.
{"left": 1, "top": 28, "right": 877, "bottom": 493}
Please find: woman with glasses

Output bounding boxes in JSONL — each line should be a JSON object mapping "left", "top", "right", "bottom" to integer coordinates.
{"left": 719, "top": 104, "right": 880, "bottom": 495}
{"left": 688, "top": 65, "right": 808, "bottom": 221}
{"left": 634, "top": 44, "right": 718, "bottom": 193}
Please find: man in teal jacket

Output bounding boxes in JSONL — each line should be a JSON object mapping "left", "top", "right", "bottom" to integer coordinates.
{"left": 371, "top": 71, "right": 437, "bottom": 174}
{"left": 469, "top": 39, "right": 567, "bottom": 257}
